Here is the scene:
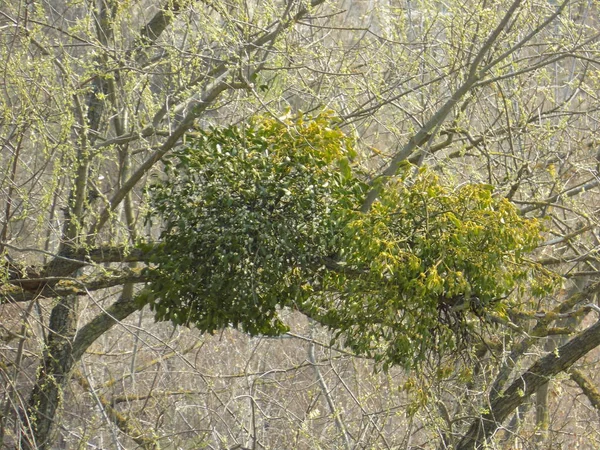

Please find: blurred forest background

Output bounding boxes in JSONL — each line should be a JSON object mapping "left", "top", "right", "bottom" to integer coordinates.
{"left": 2, "top": 0, "right": 600, "bottom": 448}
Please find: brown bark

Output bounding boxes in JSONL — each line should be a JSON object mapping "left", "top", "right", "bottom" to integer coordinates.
{"left": 569, "top": 368, "right": 600, "bottom": 412}
{"left": 20, "top": 294, "right": 142, "bottom": 449}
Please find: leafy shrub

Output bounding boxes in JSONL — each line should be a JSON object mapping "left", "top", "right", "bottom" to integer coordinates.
{"left": 143, "top": 112, "right": 554, "bottom": 368}
{"left": 145, "top": 112, "right": 364, "bottom": 335}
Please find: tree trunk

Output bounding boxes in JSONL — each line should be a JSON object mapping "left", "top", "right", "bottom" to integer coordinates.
{"left": 534, "top": 381, "right": 549, "bottom": 443}
{"left": 21, "top": 296, "right": 79, "bottom": 450}
{"left": 20, "top": 294, "right": 141, "bottom": 449}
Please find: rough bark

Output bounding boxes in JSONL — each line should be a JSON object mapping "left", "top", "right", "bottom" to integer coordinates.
{"left": 72, "top": 295, "right": 142, "bottom": 362}
{"left": 456, "top": 318, "right": 600, "bottom": 450}
{"left": 21, "top": 296, "right": 79, "bottom": 450}
{"left": 569, "top": 368, "right": 600, "bottom": 412}
{"left": 20, "top": 294, "right": 142, "bottom": 449}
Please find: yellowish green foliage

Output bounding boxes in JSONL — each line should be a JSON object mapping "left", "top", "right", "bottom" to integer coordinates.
{"left": 144, "top": 113, "right": 553, "bottom": 368}
{"left": 317, "top": 167, "right": 552, "bottom": 368}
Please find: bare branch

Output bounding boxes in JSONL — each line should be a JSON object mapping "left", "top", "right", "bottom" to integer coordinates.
{"left": 360, "top": 0, "right": 526, "bottom": 213}
{"left": 569, "top": 368, "right": 600, "bottom": 412}
{"left": 457, "top": 318, "right": 600, "bottom": 450}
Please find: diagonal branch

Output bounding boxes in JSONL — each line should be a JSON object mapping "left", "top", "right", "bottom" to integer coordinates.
{"left": 137, "top": 0, "right": 187, "bottom": 45}
{"left": 72, "top": 370, "right": 159, "bottom": 449}
{"left": 90, "top": 0, "right": 326, "bottom": 235}
{"left": 359, "top": 0, "right": 572, "bottom": 213}
{"left": 360, "top": 0, "right": 524, "bottom": 212}
{"left": 456, "top": 318, "right": 600, "bottom": 450}
{"left": 72, "top": 293, "right": 144, "bottom": 361}
{"left": 569, "top": 368, "right": 600, "bottom": 412}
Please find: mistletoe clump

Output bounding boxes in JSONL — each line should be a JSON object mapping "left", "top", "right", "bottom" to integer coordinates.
{"left": 144, "top": 112, "right": 554, "bottom": 368}
{"left": 317, "top": 169, "right": 552, "bottom": 367}
{"left": 145, "top": 112, "right": 364, "bottom": 335}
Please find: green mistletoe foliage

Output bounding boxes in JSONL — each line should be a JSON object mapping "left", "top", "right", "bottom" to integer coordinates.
{"left": 317, "top": 171, "right": 551, "bottom": 368}
{"left": 145, "top": 112, "right": 363, "bottom": 336}
{"left": 144, "top": 113, "right": 554, "bottom": 368}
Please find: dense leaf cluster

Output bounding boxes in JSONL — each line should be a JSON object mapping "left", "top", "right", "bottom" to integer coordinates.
{"left": 144, "top": 113, "right": 552, "bottom": 367}
{"left": 145, "top": 113, "right": 363, "bottom": 335}
{"left": 318, "top": 171, "right": 550, "bottom": 367}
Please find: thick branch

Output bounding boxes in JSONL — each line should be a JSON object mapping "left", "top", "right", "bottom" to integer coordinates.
{"left": 72, "top": 294, "right": 143, "bottom": 361}
{"left": 1, "top": 243, "right": 154, "bottom": 302}
{"left": 569, "top": 368, "right": 600, "bottom": 412}
{"left": 1, "top": 266, "right": 148, "bottom": 303}
{"left": 138, "top": 0, "right": 187, "bottom": 45}
{"left": 456, "top": 318, "right": 600, "bottom": 450}
{"left": 360, "top": 0, "right": 524, "bottom": 213}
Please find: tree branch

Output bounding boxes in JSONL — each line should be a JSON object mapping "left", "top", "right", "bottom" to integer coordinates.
{"left": 72, "top": 293, "right": 143, "bottom": 361}
{"left": 457, "top": 318, "right": 600, "bottom": 450}
{"left": 90, "top": 0, "right": 327, "bottom": 235}
{"left": 360, "top": 0, "right": 525, "bottom": 213}
{"left": 569, "top": 368, "right": 600, "bottom": 412}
